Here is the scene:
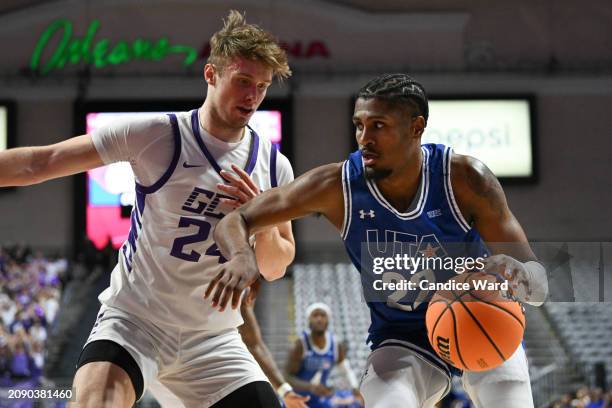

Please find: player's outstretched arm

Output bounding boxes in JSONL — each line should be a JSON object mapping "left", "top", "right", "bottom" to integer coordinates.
{"left": 238, "top": 300, "right": 309, "bottom": 408}
{"left": 206, "top": 163, "right": 344, "bottom": 310}
{"left": 0, "top": 135, "right": 103, "bottom": 187}
{"left": 217, "top": 164, "right": 295, "bottom": 281}
{"left": 452, "top": 154, "right": 548, "bottom": 306}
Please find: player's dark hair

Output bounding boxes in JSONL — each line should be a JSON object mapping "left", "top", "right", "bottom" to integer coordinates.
{"left": 357, "top": 73, "right": 429, "bottom": 123}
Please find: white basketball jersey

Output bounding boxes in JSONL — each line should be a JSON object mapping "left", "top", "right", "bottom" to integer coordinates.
{"left": 98, "top": 109, "right": 286, "bottom": 331}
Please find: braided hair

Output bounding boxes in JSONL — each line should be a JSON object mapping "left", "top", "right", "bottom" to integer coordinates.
{"left": 357, "top": 73, "right": 429, "bottom": 123}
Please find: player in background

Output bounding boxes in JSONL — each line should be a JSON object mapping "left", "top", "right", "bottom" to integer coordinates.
{"left": 0, "top": 10, "right": 294, "bottom": 408}
{"left": 239, "top": 283, "right": 310, "bottom": 408}
{"left": 207, "top": 73, "right": 549, "bottom": 407}
{"left": 285, "top": 303, "right": 361, "bottom": 408}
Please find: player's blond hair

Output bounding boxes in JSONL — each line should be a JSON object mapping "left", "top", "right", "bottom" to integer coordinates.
{"left": 208, "top": 10, "right": 291, "bottom": 80}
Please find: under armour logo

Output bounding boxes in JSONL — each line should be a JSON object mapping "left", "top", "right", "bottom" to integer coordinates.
{"left": 359, "top": 209, "right": 375, "bottom": 219}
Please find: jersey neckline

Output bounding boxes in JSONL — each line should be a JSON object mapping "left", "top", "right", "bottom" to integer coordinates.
{"left": 363, "top": 146, "right": 430, "bottom": 220}
{"left": 190, "top": 109, "right": 259, "bottom": 177}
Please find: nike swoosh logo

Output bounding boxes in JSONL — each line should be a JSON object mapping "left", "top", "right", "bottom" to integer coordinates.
{"left": 182, "top": 161, "right": 206, "bottom": 168}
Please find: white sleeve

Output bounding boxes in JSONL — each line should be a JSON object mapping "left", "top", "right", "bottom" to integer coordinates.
{"left": 90, "top": 115, "right": 175, "bottom": 187}
{"left": 275, "top": 151, "right": 294, "bottom": 187}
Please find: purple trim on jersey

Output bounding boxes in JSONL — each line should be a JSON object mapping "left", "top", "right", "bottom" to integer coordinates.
{"left": 191, "top": 109, "right": 260, "bottom": 176}
{"left": 127, "top": 211, "right": 139, "bottom": 254}
{"left": 191, "top": 109, "right": 223, "bottom": 175}
{"left": 244, "top": 126, "right": 260, "bottom": 176}
{"left": 93, "top": 311, "right": 105, "bottom": 328}
{"left": 133, "top": 205, "right": 142, "bottom": 229}
{"left": 135, "top": 113, "right": 182, "bottom": 195}
{"left": 122, "top": 244, "right": 132, "bottom": 273}
{"left": 269, "top": 143, "right": 278, "bottom": 187}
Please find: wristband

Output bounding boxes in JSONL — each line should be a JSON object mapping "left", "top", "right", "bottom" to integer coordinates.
{"left": 522, "top": 260, "right": 548, "bottom": 306}
{"left": 276, "top": 382, "right": 293, "bottom": 397}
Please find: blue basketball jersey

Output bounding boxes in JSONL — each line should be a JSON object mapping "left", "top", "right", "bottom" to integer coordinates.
{"left": 296, "top": 331, "right": 338, "bottom": 408}
{"left": 341, "top": 144, "right": 489, "bottom": 375}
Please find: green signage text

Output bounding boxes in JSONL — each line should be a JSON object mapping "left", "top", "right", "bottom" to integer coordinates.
{"left": 30, "top": 19, "right": 198, "bottom": 75}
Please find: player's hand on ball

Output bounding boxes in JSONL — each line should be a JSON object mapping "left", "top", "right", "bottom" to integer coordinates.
{"left": 283, "top": 391, "right": 310, "bottom": 408}
{"left": 483, "top": 254, "right": 532, "bottom": 302}
{"left": 204, "top": 251, "right": 259, "bottom": 311}
{"left": 217, "top": 164, "right": 260, "bottom": 208}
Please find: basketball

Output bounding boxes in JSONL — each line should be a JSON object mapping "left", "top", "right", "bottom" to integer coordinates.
{"left": 426, "top": 272, "right": 525, "bottom": 372}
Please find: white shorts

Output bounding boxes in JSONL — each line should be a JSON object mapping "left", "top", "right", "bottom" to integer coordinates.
{"left": 359, "top": 344, "right": 451, "bottom": 408}
{"left": 83, "top": 304, "right": 268, "bottom": 408}
{"left": 359, "top": 342, "right": 533, "bottom": 408}
{"left": 462, "top": 345, "right": 534, "bottom": 408}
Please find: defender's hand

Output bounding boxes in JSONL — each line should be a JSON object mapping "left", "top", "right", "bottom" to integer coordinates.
{"left": 283, "top": 392, "right": 310, "bottom": 408}
{"left": 204, "top": 251, "right": 259, "bottom": 311}
{"left": 217, "top": 164, "right": 260, "bottom": 208}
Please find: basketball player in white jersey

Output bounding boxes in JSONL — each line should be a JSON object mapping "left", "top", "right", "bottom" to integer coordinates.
{"left": 0, "top": 10, "right": 295, "bottom": 408}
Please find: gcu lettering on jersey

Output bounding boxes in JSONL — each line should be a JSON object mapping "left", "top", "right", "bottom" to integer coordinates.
{"left": 181, "top": 187, "right": 233, "bottom": 218}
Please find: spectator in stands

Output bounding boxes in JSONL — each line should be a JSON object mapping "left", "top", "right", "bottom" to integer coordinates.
{"left": 41, "top": 288, "right": 59, "bottom": 324}
{"left": 29, "top": 320, "right": 46, "bottom": 344}
{"left": 9, "top": 310, "right": 26, "bottom": 334}
{"left": 0, "top": 297, "right": 16, "bottom": 328}
{"left": 587, "top": 388, "right": 605, "bottom": 408}
{"left": 574, "top": 386, "right": 592, "bottom": 407}
{"left": 0, "top": 337, "right": 12, "bottom": 386}
{"left": 551, "top": 388, "right": 612, "bottom": 408}
{"left": 9, "top": 341, "right": 34, "bottom": 381}
{"left": 560, "top": 394, "right": 573, "bottom": 408}
{"left": 0, "top": 245, "right": 69, "bottom": 394}
{"left": 29, "top": 341, "right": 44, "bottom": 380}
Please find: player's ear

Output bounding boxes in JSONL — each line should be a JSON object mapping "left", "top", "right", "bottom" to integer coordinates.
{"left": 412, "top": 116, "right": 426, "bottom": 138}
{"left": 204, "top": 64, "right": 216, "bottom": 86}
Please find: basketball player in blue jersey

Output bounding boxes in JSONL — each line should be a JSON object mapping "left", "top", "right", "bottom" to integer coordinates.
{"left": 285, "top": 303, "right": 361, "bottom": 408}
{"left": 209, "top": 73, "right": 549, "bottom": 407}
{"left": 0, "top": 11, "right": 297, "bottom": 408}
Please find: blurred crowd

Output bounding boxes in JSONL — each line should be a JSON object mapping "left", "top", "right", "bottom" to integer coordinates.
{"left": 439, "top": 379, "right": 612, "bottom": 408}
{"left": 551, "top": 386, "right": 612, "bottom": 408}
{"left": 0, "top": 244, "right": 66, "bottom": 388}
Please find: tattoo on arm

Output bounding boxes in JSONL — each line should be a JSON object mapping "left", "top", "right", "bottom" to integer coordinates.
{"left": 465, "top": 160, "right": 507, "bottom": 217}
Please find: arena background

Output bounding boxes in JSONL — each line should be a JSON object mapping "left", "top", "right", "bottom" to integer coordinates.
{"left": 0, "top": 1, "right": 611, "bottom": 407}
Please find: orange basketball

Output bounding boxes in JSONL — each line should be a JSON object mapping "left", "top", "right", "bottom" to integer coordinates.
{"left": 425, "top": 272, "right": 525, "bottom": 371}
